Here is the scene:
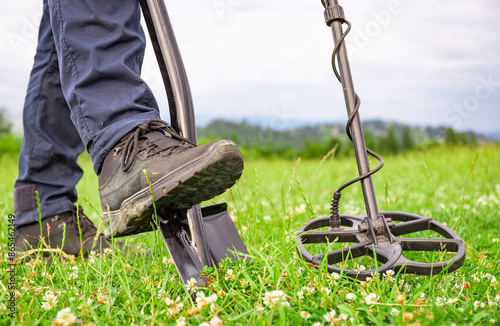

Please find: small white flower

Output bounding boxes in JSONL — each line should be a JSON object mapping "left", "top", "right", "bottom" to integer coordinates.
{"left": 255, "top": 306, "right": 265, "bottom": 314}
{"left": 55, "top": 307, "right": 77, "bottom": 326}
{"left": 297, "top": 291, "right": 304, "bottom": 299}
{"left": 196, "top": 292, "right": 218, "bottom": 309}
{"left": 355, "top": 265, "right": 366, "bottom": 272}
{"left": 346, "top": 293, "right": 357, "bottom": 302}
{"left": 435, "top": 296, "right": 445, "bottom": 306}
{"left": 323, "top": 309, "right": 336, "bottom": 323}
{"left": 390, "top": 308, "right": 400, "bottom": 316}
{"left": 176, "top": 317, "right": 186, "bottom": 326}
{"left": 495, "top": 294, "right": 500, "bottom": 302}
{"left": 339, "top": 313, "right": 348, "bottom": 321}
{"left": 383, "top": 270, "right": 395, "bottom": 281}
{"left": 225, "top": 269, "right": 236, "bottom": 281}
{"left": 300, "top": 311, "right": 311, "bottom": 319}
{"left": 263, "top": 290, "right": 286, "bottom": 307}
{"left": 312, "top": 323, "right": 321, "bottom": 326}
{"left": 68, "top": 272, "right": 78, "bottom": 280}
{"left": 96, "top": 292, "right": 108, "bottom": 304}
{"left": 492, "top": 238, "right": 499, "bottom": 243}
{"left": 186, "top": 278, "right": 198, "bottom": 291}
{"left": 365, "top": 292, "right": 379, "bottom": 305}
{"left": 320, "top": 287, "right": 331, "bottom": 295}
{"left": 41, "top": 290, "right": 58, "bottom": 310}
{"left": 301, "top": 286, "right": 315, "bottom": 295}
{"left": 473, "top": 300, "right": 485, "bottom": 310}
{"left": 165, "top": 296, "right": 183, "bottom": 316}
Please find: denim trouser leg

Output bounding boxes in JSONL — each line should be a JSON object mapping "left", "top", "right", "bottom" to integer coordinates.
{"left": 14, "top": 0, "right": 161, "bottom": 227}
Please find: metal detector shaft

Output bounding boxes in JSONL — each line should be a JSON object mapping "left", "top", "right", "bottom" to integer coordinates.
{"left": 140, "top": 0, "right": 214, "bottom": 267}
{"left": 326, "top": 0, "right": 379, "bottom": 221}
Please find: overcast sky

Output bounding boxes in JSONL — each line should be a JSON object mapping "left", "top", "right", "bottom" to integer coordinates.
{"left": 1, "top": 0, "right": 499, "bottom": 133}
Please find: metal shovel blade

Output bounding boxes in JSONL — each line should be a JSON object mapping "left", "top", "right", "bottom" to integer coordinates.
{"left": 155, "top": 204, "right": 248, "bottom": 288}
{"left": 201, "top": 204, "right": 249, "bottom": 263}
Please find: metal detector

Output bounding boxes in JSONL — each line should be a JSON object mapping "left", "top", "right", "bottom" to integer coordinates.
{"left": 139, "top": 0, "right": 248, "bottom": 287}
{"left": 295, "top": 0, "right": 465, "bottom": 279}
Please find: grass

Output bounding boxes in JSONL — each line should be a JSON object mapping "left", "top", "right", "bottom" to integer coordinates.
{"left": 0, "top": 144, "right": 499, "bottom": 325}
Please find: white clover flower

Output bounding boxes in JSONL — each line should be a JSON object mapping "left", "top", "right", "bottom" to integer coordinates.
{"left": 365, "top": 292, "right": 379, "bottom": 305}
{"left": 225, "top": 269, "right": 236, "bottom": 281}
{"left": 493, "top": 238, "right": 499, "bottom": 243}
{"left": 355, "top": 265, "right": 366, "bottom": 273}
{"left": 339, "top": 313, "right": 349, "bottom": 321}
{"left": 55, "top": 307, "right": 76, "bottom": 326}
{"left": 473, "top": 300, "right": 485, "bottom": 310}
{"left": 196, "top": 292, "right": 218, "bottom": 309}
{"left": 186, "top": 278, "right": 198, "bottom": 291}
{"left": 96, "top": 292, "right": 108, "bottom": 304}
{"left": 346, "top": 293, "right": 357, "bottom": 302}
{"left": 300, "top": 311, "right": 311, "bottom": 319}
{"left": 263, "top": 290, "right": 286, "bottom": 307}
{"left": 383, "top": 270, "right": 395, "bottom": 282}
{"left": 165, "top": 296, "right": 183, "bottom": 316}
{"left": 209, "top": 316, "right": 223, "bottom": 326}
{"left": 301, "top": 286, "right": 315, "bottom": 295}
{"left": 495, "top": 294, "right": 500, "bottom": 302}
{"left": 41, "top": 290, "right": 58, "bottom": 310}
{"left": 68, "top": 272, "right": 78, "bottom": 280}
{"left": 323, "top": 309, "right": 336, "bottom": 323}
{"left": 435, "top": 297, "right": 445, "bottom": 306}
{"left": 320, "top": 287, "right": 331, "bottom": 296}
{"left": 390, "top": 308, "right": 400, "bottom": 316}
{"left": 176, "top": 317, "right": 186, "bottom": 326}
{"left": 255, "top": 306, "right": 265, "bottom": 314}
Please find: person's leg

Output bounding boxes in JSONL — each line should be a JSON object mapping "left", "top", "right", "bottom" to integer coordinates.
{"left": 14, "top": 0, "right": 84, "bottom": 227}
{"left": 14, "top": 0, "right": 115, "bottom": 258}
{"left": 47, "top": 0, "right": 161, "bottom": 174}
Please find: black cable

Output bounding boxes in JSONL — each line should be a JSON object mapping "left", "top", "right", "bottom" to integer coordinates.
{"left": 325, "top": 7, "right": 385, "bottom": 229}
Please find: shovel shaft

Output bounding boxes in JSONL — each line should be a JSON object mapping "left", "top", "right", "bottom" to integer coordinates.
{"left": 326, "top": 0, "right": 379, "bottom": 220}
{"left": 140, "top": 0, "right": 214, "bottom": 267}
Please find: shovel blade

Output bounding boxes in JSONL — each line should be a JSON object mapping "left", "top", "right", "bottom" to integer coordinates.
{"left": 202, "top": 203, "right": 249, "bottom": 263}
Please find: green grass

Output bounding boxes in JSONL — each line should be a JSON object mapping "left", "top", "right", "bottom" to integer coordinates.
{"left": 1, "top": 145, "right": 499, "bottom": 325}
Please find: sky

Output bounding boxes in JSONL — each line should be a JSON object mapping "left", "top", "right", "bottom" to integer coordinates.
{"left": 1, "top": 0, "right": 499, "bottom": 134}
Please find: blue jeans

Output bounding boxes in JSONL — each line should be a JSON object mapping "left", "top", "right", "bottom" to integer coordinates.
{"left": 14, "top": 0, "right": 161, "bottom": 227}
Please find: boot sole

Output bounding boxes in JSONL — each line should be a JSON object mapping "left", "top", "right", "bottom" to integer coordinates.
{"left": 103, "top": 141, "right": 243, "bottom": 238}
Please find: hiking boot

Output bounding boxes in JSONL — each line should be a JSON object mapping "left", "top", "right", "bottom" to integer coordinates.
{"left": 98, "top": 119, "right": 244, "bottom": 238}
{"left": 15, "top": 206, "right": 114, "bottom": 261}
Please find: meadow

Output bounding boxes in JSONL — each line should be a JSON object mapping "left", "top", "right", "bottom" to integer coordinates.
{"left": 0, "top": 144, "right": 499, "bottom": 325}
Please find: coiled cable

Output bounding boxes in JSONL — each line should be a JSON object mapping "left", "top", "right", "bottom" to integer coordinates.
{"left": 322, "top": 1, "right": 385, "bottom": 228}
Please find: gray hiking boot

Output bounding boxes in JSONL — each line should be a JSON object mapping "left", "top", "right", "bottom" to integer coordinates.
{"left": 15, "top": 206, "right": 114, "bottom": 261}
{"left": 98, "top": 119, "right": 244, "bottom": 238}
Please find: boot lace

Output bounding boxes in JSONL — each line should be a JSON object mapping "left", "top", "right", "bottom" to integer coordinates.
{"left": 119, "top": 119, "right": 196, "bottom": 172}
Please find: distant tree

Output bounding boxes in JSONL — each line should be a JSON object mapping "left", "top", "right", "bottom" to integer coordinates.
{"left": 445, "top": 128, "right": 457, "bottom": 145}
{"left": 0, "top": 107, "right": 12, "bottom": 136}
{"left": 379, "top": 125, "right": 401, "bottom": 155}
{"left": 402, "top": 126, "right": 415, "bottom": 151}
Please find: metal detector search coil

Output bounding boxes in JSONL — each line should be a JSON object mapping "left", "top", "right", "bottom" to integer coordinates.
{"left": 295, "top": 0, "right": 465, "bottom": 280}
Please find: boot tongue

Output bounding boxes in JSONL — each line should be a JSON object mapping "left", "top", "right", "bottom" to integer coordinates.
{"left": 139, "top": 131, "right": 185, "bottom": 157}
